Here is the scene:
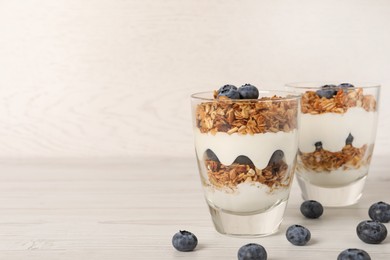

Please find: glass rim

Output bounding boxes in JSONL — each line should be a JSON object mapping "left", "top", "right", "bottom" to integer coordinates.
{"left": 285, "top": 82, "right": 381, "bottom": 90}
{"left": 191, "top": 90, "right": 301, "bottom": 102}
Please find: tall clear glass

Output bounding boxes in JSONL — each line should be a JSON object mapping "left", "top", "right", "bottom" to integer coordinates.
{"left": 286, "top": 83, "right": 380, "bottom": 207}
{"left": 191, "top": 91, "right": 300, "bottom": 236}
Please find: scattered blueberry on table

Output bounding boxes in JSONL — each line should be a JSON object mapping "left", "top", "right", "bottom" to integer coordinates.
{"left": 237, "top": 243, "right": 267, "bottom": 260}
{"left": 172, "top": 230, "right": 198, "bottom": 252}
{"left": 337, "top": 248, "right": 371, "bottom": 260}
{"left": 300, "top": 200, "right": 324, "bottom": 219}
{"left": 368, "top": 201, "right": 390, "bottom": 223}
{"left": 356, "top": 220, "right": 387, "bottom": 244}
{"left": 286, "top": 224, "right": 311, "bottom": 246}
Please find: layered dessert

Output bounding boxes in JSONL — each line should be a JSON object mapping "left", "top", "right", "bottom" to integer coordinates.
{"left": 297, "top": 84, "right": 378, "bottom": 187}
{"left": 193, "top": 84, "right": 299, "bottom": 213}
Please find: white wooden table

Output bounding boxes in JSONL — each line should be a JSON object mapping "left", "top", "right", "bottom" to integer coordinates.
{"left": 0, "top": 156, "right": 389, "bottom": 259}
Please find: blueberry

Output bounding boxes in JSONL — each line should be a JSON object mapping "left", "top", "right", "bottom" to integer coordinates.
{"left": 338, "top": 83, "right": 355, "bottom": 89}
{"left": 337, "top": 248, "right": 371, "bottom": 260}
{"left": 172, "top": 230, "right": 198, "bottom": 252}
{"left": 314, "top": 141, "right": 323, "bottom": 151}
{"left": 286, "top": 225, "right": 311, "bottom": 246}
{"left": 368, "top": 201, "right": 390, "bottom": 223}
{"left": 238, "top": 84, "right": 259, "bottom": 99}
{"left": 233, "top": 155, "right": 255, "bottom": 168}
{"left": 268, "top": 150, "right": 285, "bottom": 165}
{"left": 300, "top": 200, "right": 324, "bottom": 219}
{"left": 316, "top": 84, "right": 338, "bottom": 99}
{"left": 217, "top": 84, "right": 240, "bottom": 99}
{"left": 356, "top": 220, "right": 387, "bottom": 244}
{"left": 204, "top": 149, "right": 220, "bottom": 162}
{"left": 237, "top": 243, "right": 267, "bottom": 260}
{"left": 346, "top": 133, "right": 354, "bottom": 145}
{"left": 338, "top": 83, "right": 355, "bottom": 93}
{"left": 218, "top": 84, "right": 237, "bottom": 93}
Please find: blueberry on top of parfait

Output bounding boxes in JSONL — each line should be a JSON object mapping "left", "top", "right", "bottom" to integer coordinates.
{"left": 338, "top": 83, "right": 355, "bottom": 89}
{"left": 338, "top": 83, "right": 355, "bottom": 93}
{"left": 238, "top": 84, "right": 259, "bottom": 99}
{"left": 316, "top": 84, "right": 338, "bottom": 99}
{"left": 217, "top": 84, "right": 240, "bottom": 99}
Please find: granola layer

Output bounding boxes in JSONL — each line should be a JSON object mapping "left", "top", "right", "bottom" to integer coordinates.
{"left": 301, "top": 88, "right": 376, "bottom": 114}
{"left": 205, "top": 159, "right": 291, "bottom": 191}
{"left": 195, "top": 96, "right": 298, "bottom": 135}
{"left": 297, "top": 144, "right": 373, "bottom": 172}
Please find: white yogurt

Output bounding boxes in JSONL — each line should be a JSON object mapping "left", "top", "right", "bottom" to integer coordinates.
{"left": 194, "top": 129, "right": 298, "bottom": 169}
{"left": 299, "top": 107, "right": 378, "bottom": 153}
{"left": 297, "top": 166, "right": 368, "bottom": 188}
{"left": 204, "top": 182, "right": 290, "bottom": 213}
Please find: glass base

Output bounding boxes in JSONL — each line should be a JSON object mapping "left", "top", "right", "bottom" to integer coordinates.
{"left": 296, "top": 174, "right": 367, "bottom": 207}
{"left": 207, "top": 200, "right": 287, "bottom": 237}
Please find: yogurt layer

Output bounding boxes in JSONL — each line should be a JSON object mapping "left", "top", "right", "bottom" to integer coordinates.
{"left": 204, "top": 182, "right": 290, "bottom": 213}
{"left": 299, "top": 107, "right": 378, "bottom": 153}
{"left": 194, "top": 129, "right": 298, "bottom": 169}
{"left": 297, "top": 166, "right": 369, "bottom": 187}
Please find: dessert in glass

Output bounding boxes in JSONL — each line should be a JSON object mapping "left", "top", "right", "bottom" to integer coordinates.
{"left": 191, "top": 84, "right": 299, "bottom": 236}
{"left": 286, "top": 82, "right": 380, "bottom": 207}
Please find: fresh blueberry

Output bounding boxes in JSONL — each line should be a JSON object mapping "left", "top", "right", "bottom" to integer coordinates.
{"left": 233, "top": 155, "right": 255, "bottom": 168}
{"left": 314, "top": 141, "right": 323, "bottom": 151}
{"left": 237, "top": 243, "right": 267, "bottom": 260}
{"left": 268, "top": 150, "right": 285, "bottom": 165}
{"left": 368, "top": 201, "right": 390, "bottom": 223}
{"left": 337, "top": 248, "right": 371, "bottom": 260}
{"left": 286, "top": 225, "right": 311, "bottom": 246}
{"left": 204, "top": 149, "right": 220, "bottom": 162}
{"left": 316, "top": 84, "right": 338, "bottom": 99}
{"left": 338, "top": 83, "right": 355, "bottom": 93}
{"left": 217, "top": 84, "right": 240, "bottom": 99}
{"left": 218, "top": 84, "right": 237, "bottom": 93}
{"left": 338, "top": 83, "right": 355, "bottom": 89}
{"left": 356, "top": 220, "right": 387, "bottom": 244}
{"left": 300, "top": 200, "right": 324, "bottom": 219}
{"left": 346, "top": 133, "right": 354, "bottom": 145}
{"left": 238, "top": 84, "right": 259, "bottom": 99}
{"left": 172, "top": 230, "right": 198, "bottom": 252}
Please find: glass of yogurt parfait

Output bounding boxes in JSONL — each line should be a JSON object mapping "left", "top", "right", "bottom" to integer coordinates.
{"left": 286, "top": 82, "right": 380, "bottom": 207}
{"left": 191, "top": 84, "right": 300, "bottom": 236}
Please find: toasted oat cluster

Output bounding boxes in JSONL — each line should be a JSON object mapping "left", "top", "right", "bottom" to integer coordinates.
{"left": 301, "top": 88, "right": 377, "bottom": 114}
{"left": 195, "top": 96, "right": 298, "bottom": 135}
{"left": 205, "top": 160, "right": 291, "bottom": 190}
{"left": 297, "top": 144, "right": 373, "bottom": 172}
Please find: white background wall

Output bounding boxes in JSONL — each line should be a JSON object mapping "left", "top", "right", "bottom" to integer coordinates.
{"left": 0, "top": 0, "right": 389, "bottom": 160}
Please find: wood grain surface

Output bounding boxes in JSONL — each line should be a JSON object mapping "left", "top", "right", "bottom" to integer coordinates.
{"left": 0, "top": 0, "right": 390, "bottom": 159}
{"left": 0, "top": 157, "right": 388, "bottom": 259}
